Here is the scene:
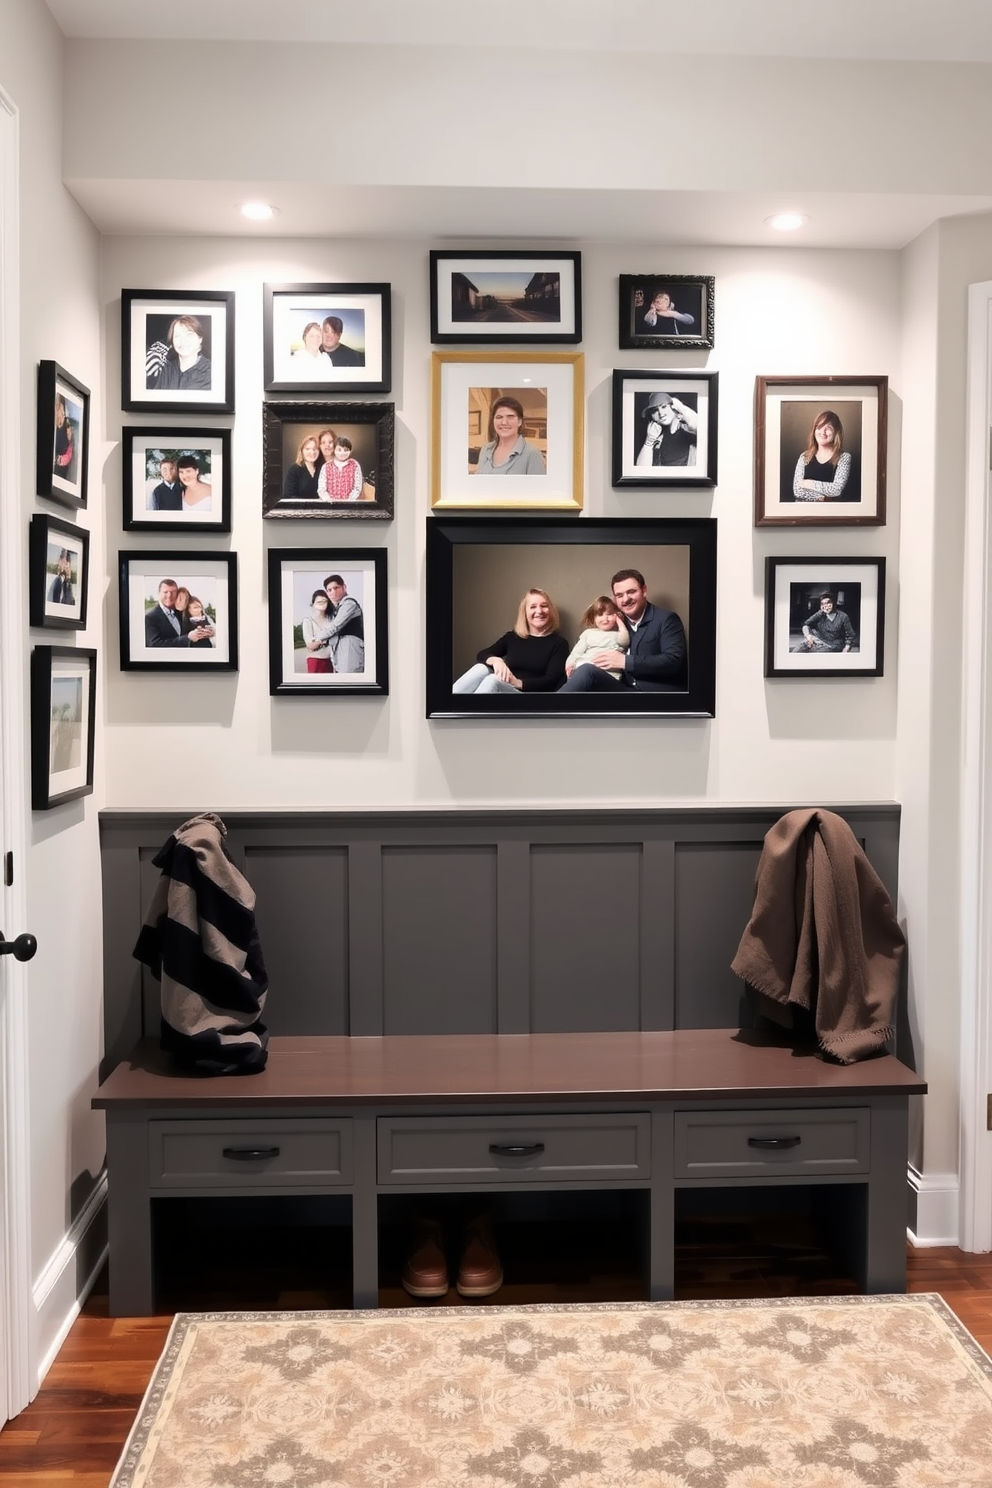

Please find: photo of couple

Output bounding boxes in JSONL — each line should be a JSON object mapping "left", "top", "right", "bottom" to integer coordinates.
{"left": 142, "top": 577, "right": 218, "bottom": 651}
{"left": 293, "top": 570, "right": 365, "bottom": 676}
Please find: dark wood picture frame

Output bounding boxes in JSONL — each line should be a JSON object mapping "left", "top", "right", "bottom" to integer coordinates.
{"left": 262, "top": 401, "right": 395, "bottom": 520}
{"left": 754, "top": 375, "right": 888, "bottom": 527}
{"left": 619, "top": 274, "right": 715, "bottom": 350}
{"left": 118, "top": 550, "right": 239, "bottom": 672}
{"left": 426, "top": 516, "right": 717, "bottom": 719}
{"left": 30, "top": 645, "right": 97, "bottom": 810}
{"left": 612, "top": 369, "right": 719, "bottom": 488}
{"left": 430, "top": 250, "right": 582, "bottom": 345}
{"left": 263, "top": 282, "right": 391, "bottom": 394}
{"left": 37, "top": 361, "right": 90, "bottom": 510}
{"left": 29, "top": 513, "right": 89, "bottom": 630}
{"left": 121, "top": 288, "right": 235, "bottom": 415}
{"left": 121, "top": 426, "right": 232, "bottom": 533}
{"left": 267, "top": 547, "right": 389, "bottom": 698}
{"left": 764, "top": 556, "right": 886, "bottom": 678}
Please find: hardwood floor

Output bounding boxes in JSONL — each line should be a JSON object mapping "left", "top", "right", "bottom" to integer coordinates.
{"left": 2, "top": 1242, "right": 991, "bottom": 1486}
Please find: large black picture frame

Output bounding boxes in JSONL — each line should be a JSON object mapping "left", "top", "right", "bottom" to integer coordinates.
{"left": 426, "top": 516, "right": 717, "bottom": 719}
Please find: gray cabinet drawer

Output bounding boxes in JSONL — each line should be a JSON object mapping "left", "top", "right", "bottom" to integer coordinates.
{"left": 674, "top": 1108, "right": 870, "bottom": 1178}
{"left": 377, "top": 1113, "right": 650, "bottom": 1184}
{"left": 148, "top": 1118, "right": 353, "bottom": 1189}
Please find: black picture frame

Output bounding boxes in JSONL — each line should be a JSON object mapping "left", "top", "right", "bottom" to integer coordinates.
{"left": 121, "top": 426, "right": 232, "bottom": 533}
{"left": 764, "top": 556, "right": 886, "bottom": 678}
{"left": 754, "top": 375, "right": 888, "bottom": 527}
{"left": 430, "top": 251, "right": 582, "bottom": 345}
{"left": 263, "top": 401, "right": 394, "bottom": 520}
{"left": 118, "top": 551, "right": 239, "bottom": 671}
{"left": 619, "top": 274, "right": 715, "bottom": 350}
{"left": 611, "top": 369, "right": 719, "bottom": 488}
{"left": 426, "top": 516, "right": 717, "bottom": 719}
{"left": 37, "top": 361, "right": 90, "bottom": 510}
{"left": 30, "top": 645, "right": 97, "bottom": 810}
{"left": 267, "top": 548, "right": 389, "bottom": 697}
{"left": 29, "top": 514, "right": 89, "bottom": 630}
{"left": 263, "top": 282, "right": 391, "bottom": 394}
{"left": 121, "top": 289, "right": 235, "bottom": 414}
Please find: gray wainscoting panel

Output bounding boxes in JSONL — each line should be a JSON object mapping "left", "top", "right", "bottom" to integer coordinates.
{"left": 381, "top": 845, "right": 498, "bottom": 1034}
{"left": 246, "top": 847, "right": 350, "bottom": 1035}
{"left": 529, "top": 843, "right": 642, "bottom": 1032}
{"left": 98, "top": 805, "right": 903, "bottom": 1077}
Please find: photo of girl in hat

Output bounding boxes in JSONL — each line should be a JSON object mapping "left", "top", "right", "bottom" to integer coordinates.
{"left": 633, "top": 390, "right": 698, "bottom": 467}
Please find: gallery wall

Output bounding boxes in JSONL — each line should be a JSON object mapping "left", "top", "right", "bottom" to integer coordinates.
{"left": 100, "top": 235, "right": 901, "bottom": 808}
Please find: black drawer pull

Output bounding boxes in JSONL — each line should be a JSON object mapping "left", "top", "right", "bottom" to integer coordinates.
{"left": 222, "top": 1146, "right": 281, "bottom": 1161}
{"left": 489, "top": 1142, "right": 545, "bottom": 1158}
{"left": 747, "top": 1135, "right": 802, "bottom": 1151}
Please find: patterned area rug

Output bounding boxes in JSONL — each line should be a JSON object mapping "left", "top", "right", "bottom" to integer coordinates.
{"left": 111, "top": 1295, "right": 992, "bottom": 1487}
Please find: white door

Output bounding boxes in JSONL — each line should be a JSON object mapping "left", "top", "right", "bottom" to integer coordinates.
{"left": 0, "top": 82, "right": 35, "bottom": 1424}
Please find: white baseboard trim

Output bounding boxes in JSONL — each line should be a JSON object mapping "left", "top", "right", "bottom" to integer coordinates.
{"left": 907, "top": 1166, "right": 960, "bottom": 1247}
{"left": 33, "top": 1175, "right": 108, "bottom": 1388}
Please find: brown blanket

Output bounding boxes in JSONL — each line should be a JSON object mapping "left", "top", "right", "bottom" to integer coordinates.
{"left": 730, "top": 808, "right": 905, "bottom": 1063}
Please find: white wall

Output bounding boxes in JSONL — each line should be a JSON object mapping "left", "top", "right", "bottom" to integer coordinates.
{"left": 0, "top": 0, "right": 107, "bottom": 1389}
{"left": 102, "top": 236, "right": 901, "bottom": 809}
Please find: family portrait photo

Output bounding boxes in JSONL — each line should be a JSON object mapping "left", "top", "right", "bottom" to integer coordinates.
{"left": 123, "top": 428, "right": 231, "bottom": 532}
{"left": 612, "top": 371, "right": 719, "bottom": 488}
{"left": 30, "top": 513, "right": 89, "bottom": 629}
{"left": 618, "top": 274, "right": 715, "bottom": 350}
{"left": 121, "top": 289, "right": 235, "bottom": 414}
{"left": 263, "top": 402, "right": 395, "bottom": 521}
{"left": 755, "top": 376, "right": 887, "bottom": 526}
{"left": 119, "top": 552, "right": 238, "bottom": 671}
{"left": 430, "top": 251, "right": 581, "bottom": 345}
{"left": 37, "top": 361, "right": 89, "bottom": 508}
{"left": 263, "top": 283, "right": 391, "bottom": 393}
{"left": 764, "top": 557, "right": 886, "bottom": 677}
{"left": 30, "top": 646, "right": 97, "bottom": 810}
{"left": 426, "top": 517, "right": 717, "bottom": 717}
{"left": 432, "top": 352, "right": 583, "bottom": 511}
{"left": 267, "top": 548, "right": 388, "bottom": 697}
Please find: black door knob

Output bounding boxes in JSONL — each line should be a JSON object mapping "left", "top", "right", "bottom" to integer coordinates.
{"left": 0, "top": 932, "right": 37, "bottom": 962}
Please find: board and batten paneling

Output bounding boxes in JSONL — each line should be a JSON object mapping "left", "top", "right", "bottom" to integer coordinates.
{"left": 99, "top": 807, "right": 901, "bottom": 1078}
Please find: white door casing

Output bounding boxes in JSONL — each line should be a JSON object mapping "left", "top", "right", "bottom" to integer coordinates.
{"left": 0, "top": 83, "right": 34, "bottom": 1420}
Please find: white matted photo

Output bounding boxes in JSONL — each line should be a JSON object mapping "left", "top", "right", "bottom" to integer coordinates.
{"left": 755, "top": 376, "right": 887, "bottom": 526}
{"left": 431, "top": 351, "right": 583, "bottom": 511}
{"left": 430, "top": 251, "right": 581, "bottom": 345}
{"left": 29, "top": 513, "right": 89, "bottom": 630}
{"left": 30, "top": 646, "right": 97, "bottom": 809}
{"left": 121, "top": 289, "right": 235, "bottom": 414}
{"left": 263, "top": 283, "right": 391, "bottom": 394}
{"left": 612, "top": 370, "right": 718, "bottom": 488}
{"left": 122, "top": 427, "right": 231, "bottom": 532}
{"left": 119, "top": 551, "right": 238, "bottom": 671}
{"left": 764, "top": 557, "right": 886, "bottom": 678}
{"left": 267, "top": 548, "right": 388, "bottom": 697}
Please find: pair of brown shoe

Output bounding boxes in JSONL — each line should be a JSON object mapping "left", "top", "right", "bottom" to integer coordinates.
{"left": 401, "top": 1215, "right": 503, "bottom": 1299}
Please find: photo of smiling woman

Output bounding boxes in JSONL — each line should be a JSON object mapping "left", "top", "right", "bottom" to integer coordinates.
{"left": 452, "top": 587, "right": 568, "bottom": 694}
{"left": 473, "top": 394, "right": 546, "bottom": 475}
{"left": 145, "top": 314, "right": 212, "bottom": 392}
{"left": 780, "top": 401, "right": 862, "bottom": 505}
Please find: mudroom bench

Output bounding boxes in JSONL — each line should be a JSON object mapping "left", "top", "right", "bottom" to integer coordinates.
{"left": 93, "top": 1028, "right": 926, "bottom": 1315}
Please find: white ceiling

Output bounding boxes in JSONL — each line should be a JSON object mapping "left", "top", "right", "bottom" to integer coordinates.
{"left": 41, "top": 0, "right": 992, "bottom": 63}
{"left": 45, "top": 1, "right": 992, "bottom": 246}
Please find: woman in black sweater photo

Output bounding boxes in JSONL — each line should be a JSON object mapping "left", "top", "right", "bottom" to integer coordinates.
{"left": 452, "top": 588, "right": 568, "bottom": 694}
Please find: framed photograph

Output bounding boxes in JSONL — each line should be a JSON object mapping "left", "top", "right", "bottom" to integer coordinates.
{"left": 764, "top": 557, "right": 886, "bottom": 678}
{"left": 619, "top": 274, "right": 714, "bottom": 350}
{"left": 263, "top": 402, "right": 393, "bottom": 521}
{"left": 30, "top": 646, "right": 97, "bottom": 810}
{"left": 29, "top": 514, "right": 89, "bottom": 630}
{"left": 430, "top": 251, "right": 581, "bottom": 345}
{"left": 121, "top": 289, "right": 235, "bottom": 414}
{"left": 432, "top": 351, "right": 583, "bottom": 511}
{"left": 426, "top": 516, "right": 716, "bottom": 718}
{"left": 754, "top": 375, "right": 888, "bottom": 527}
{"left": 612, "top": 369, "right": 719, "bottom": 488}
{"left": 263, "top": 282, "right": 391, "bottom": 394}
{"left": 37, "top": 361, "right": 90, "bottom": 509}
{"left": 267, "top": 548, "right": 388, "bottom": 697}
{"left": 118, "top": 551, "right": 238, "bottom": 671}
{"left": 122, "top": 427, "right": 231, "bottom": 532}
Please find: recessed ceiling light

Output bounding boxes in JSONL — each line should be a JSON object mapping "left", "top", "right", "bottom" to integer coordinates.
{"left": 765, "top": 212, "right": 808, "bottom": 232}
{"left": 241, "top": 201, "right": 275, "bottom": 222}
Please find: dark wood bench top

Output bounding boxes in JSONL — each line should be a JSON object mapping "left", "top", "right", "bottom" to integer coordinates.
{"left": 92, "top": 1030, "right": 927, "bottom": 1111}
